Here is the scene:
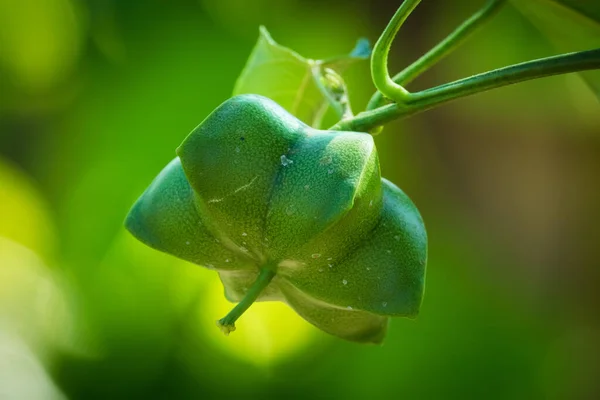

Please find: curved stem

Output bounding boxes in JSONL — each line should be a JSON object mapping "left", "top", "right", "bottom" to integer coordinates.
{"left": 332, "top": 48, "right": 600, "bottom": 133}
{"left": 370, "top": 0, "right": 422, "bottom": 104}
{"left": 217, "top": 267, "right": 276, "bottom": 335}
{"left": 367, "top": 0, "right": 507, "bottom": 110}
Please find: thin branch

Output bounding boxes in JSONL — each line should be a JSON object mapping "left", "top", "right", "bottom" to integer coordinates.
{"left": 367, "top": 0, "right": 507, "bottom": 110}
{"left": 217, "top": 267, "right": 276, "bottom": 335}
{"left": 370, "top": 0, "right": 422, "bottom": 104}
{"left": 332, "top": 48, "right": 600, "bottom": 133}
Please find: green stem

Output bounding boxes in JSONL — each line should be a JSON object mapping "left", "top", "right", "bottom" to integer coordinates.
{"left": 371, "top": 0, "right": 422, "bottom": 104}
{"left": 332, "top": 48, "right": 600, "bottom": 133}
{"left": 217, "top": 267, "right": 276, "bottom": 335}
{"left": 367, "top": 0, "right": 507, "bottom": 110}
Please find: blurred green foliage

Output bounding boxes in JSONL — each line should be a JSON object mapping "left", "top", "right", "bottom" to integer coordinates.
{"left": 512, "top": 0, "right": 600, "bottom": 96}
{"left": 1, "top": 0, "right": 599, "bottom": 399}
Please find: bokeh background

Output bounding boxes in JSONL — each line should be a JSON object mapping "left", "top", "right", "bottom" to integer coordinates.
{"left": 1, "top": 0, "right": 600, "bottom": 399}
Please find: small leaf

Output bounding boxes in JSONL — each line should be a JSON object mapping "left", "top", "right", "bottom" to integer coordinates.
{"left": 233, "top": 26, "right": 327, "bottom": 127}
{"left": 322, "top": 37, "right": 372, "bottom": 71}
{"left": 512, "top": 0, "right": 600, "bottom": 98}
{"left": 350, "top": 37, "right": 372, "bottom": 58}
{"left": 233, "top": 27, "right": 370, "bottom": 127}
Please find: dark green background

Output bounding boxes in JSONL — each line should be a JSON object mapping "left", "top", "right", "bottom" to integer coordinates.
{"left": 1, "top": 0, "right": 599, "bottom": 399}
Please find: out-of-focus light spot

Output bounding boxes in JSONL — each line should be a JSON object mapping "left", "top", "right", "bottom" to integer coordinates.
{"left": 88, "top": 2, "right": 126, "bottom": 64}
{"left": 0, "top": 0, "right": 84, "bottom": 92}
{"left": 196, "top": 269, "right": 317, "bottom": 366}
{"left": 0, "top": 237, "right": 76, "bottom": 356}
{"left": 0, "top": 158, "right": 56, "bottom": 260}
{"left": 0, "top": 331, "right": 66, "bottom": 400}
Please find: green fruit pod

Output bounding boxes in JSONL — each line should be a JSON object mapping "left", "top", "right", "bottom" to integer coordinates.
{"left": 125, "top": 94, "right": 427, "bottom": 344}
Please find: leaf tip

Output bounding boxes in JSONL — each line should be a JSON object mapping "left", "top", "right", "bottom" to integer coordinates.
{"left": 258, "top": 25, "right": 274, "bottom": 43}
{"left": 350, "top": 37, "right": 372, "bottom": 59}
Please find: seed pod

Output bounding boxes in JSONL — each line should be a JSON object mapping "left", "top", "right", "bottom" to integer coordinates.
{"left": 125, "top": 94, "right": 427, "bottom": 344}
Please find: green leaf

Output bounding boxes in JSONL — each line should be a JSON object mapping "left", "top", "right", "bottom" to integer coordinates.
{"left": 553, "top": 0, "right": 600, "bottom": 21}
{"left": 512, "top": 0, "right": 600, "bottom": 97}
{"left": 233, "top": 26, "right": 370, "bottom": 127}
{"left": 322, "top": 37, "right": 372, "bottom": 71}
{"left": 233, "top": 26, "right": 326, "bottom": 128}
{"left": 350, "top": 38, "right": 372, "bottom": 58}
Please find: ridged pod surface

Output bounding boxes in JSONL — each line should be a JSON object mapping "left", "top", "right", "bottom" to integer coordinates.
{"left": 125, "top": 94, "right": 427, "bottom": 343}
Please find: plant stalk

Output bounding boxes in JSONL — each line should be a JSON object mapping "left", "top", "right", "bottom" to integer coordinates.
{"left": 367, "top": 0, "right": 507, "bottom": 110}
{"left": 217, "top": 267, "right": 276, "bottom": 335}
{"left": 370, "top": 0, "right": 422, "bottom": 104}
{"left": 332, "top": 48, "right": 600, "bottom": 133}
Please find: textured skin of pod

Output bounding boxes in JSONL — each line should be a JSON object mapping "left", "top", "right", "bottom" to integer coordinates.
{"left": 125, "top": 158, "right": 254, "bottom": 272}
{"left": 125, "top": 94, "right": 427, "bottom": 343}
{"left": 278, "top": 179, "right": 427, "bottom": 318}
